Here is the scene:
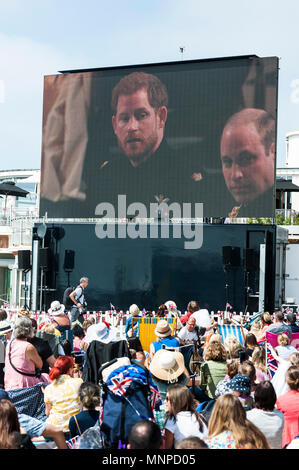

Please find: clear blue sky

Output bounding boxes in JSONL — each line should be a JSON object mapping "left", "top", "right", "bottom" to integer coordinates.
{"left": 0, "top": 0, "right": 298, "bottom": 170}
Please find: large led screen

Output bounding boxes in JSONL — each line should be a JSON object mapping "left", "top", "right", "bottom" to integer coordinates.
{"left": 40, "top": 55, "right": 278, "bottom": 219}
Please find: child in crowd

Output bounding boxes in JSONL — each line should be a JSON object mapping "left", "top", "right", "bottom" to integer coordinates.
{"left": 228, "top": 374, "right": 254, "bottom": 411}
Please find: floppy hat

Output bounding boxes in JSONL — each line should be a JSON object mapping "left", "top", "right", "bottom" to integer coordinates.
{"left": 0, "top": 320, "right": 13, "bottom": 335}
{"left": 85, "top": 322, "right": 115, "bottom": 344}
{"left": 228, "top": 374, "right": 251, "bottom": 395}
{"left": 129, "top": 304, "right": 140, "bottom": 316}
{"left": 154, "top": 319, "right": 172, "bottom": 338}
{"left": 149, "top": 349, "right": 185, "bottom": 383}
{"left": 48, "top": 300, "right": 65, "bottom": 316}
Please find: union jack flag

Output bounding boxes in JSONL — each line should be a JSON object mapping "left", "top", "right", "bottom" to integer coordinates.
{"left": 107, "top": 373, "right": 132, "bottom": 397}
{"left": 266, "top": 343, "right": 278, "bottom": 379}
{"left": 285, "top": 306, "right": 291, "bottom": 314}
{"left": 149, "top": 385, "right": 162, "bottom": 410}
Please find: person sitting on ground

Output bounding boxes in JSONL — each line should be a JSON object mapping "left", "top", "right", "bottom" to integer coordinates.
{"left": 275, "top": 333, "right": 297, "bottom": 361}
{"left": 276, "top": 365, "right": 299, "bottom": 448}
{"left": 4, "top": 316, "right": 50, "bottom": 391}
{"left": 266, "top": 311, "right": 292, "bottom": 337}
{"left": 28, "top": 318, "right": 55, "bottom": 374}
{"left": 228, "top": 373, "right": 254, "bottom": 411}
{"left": 199, "top": 341, "right": 227, "bottom": 399}
{"left": 244, "top": 333, "right": 259, "bottom": 358}
{"left": 215, "top": 359, "right": 239, "bottom": 397}
{"left": 44, "top": 355, "right": 83, "bottom": 437}
{"left": 251, "top": 346, "right": 267, "bottom": 383}
{"left": 204, "top": 393, "right": 270, "bottom": 449}
{"left": 68, "top": 382, "right": 100, "bottom": 439}
{"left": 149, "top": 319, "right": 180, "bottom": 359}
{"left": 247, "top": 381, "right": 284, "bottom": 449}
{"left": 164, "top": 384, "right": 208, "bottom": 449}
{"left": 256, "top": 312, "right": 273, "bottom": 343}
{"left": 127, "top": 419, "right": 163, "bottom": 450}
{"left": 285, "top": 312, "right": 299, "bottom": 334}
{"left": 176, "top": 436, "right": 208, "bottom": 449}
{"left": 0, "top": 399, "right": 35, "bottom": 449}
{"left": 125, "top": 304, "right": 140, "bottom": 339}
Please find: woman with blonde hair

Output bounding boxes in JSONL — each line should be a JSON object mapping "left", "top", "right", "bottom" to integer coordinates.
{"left": 199, "top": 341, "right": 227, "bottom": 398}
{"left": 251, "top": 346, "right": 267, "bottom": 383}
{"left": 205, "top": 393, "right": 270, "bottom": 449}
{"left": 275, "top": 334, "right": 297, "bottom": 361}
{"left": 164, "top": 384, "right": 208, "bottom": 449}
{"left": 256, "top": 312, "right": 272, "bottom": 343}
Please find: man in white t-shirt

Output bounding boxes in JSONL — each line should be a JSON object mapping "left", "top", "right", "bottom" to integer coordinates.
{"left": 178, "top": 317, "right": 218, "bottom": 344}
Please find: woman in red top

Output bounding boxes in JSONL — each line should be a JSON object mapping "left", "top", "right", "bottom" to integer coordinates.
{"left": 276, "top": 366, "right": 299, "bottom": 448}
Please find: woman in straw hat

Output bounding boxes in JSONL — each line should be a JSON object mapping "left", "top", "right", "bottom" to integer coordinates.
{"left": 48, "top": 301, "right": 71, "bottom": 333}
{"left": 149, "top": 349, "right": 189, "bottom": 403}
{"left": 149, "top": 319, "right": 180, "bottom": 360}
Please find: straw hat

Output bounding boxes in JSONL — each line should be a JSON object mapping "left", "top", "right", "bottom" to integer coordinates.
{"left": 48, "top": 300, "right": 65, "bottom": 316}
{"left": 154, "top": 319, "right": 172, "bottom": 338}
{"left": 149, "top": 349, "right": 185, "bottom": 383}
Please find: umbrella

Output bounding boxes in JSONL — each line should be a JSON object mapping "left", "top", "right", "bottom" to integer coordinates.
{"left": 0, "top": 181, "right": 29, "bottom": 215}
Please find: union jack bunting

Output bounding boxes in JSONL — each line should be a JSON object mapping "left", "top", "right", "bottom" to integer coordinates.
{"left": 266, "top": 343, "right": 278, "bottom": 379}
{"left": 107, "top": 373, "right": 133, "bottom": 397}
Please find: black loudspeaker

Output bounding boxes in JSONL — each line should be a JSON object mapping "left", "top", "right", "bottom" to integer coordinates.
{"left": 18, "top": 250, "right": 31, "bottom": 270}
{"left": 63, "top": 250, "right": 75, "bottom": 271}
{"left": 39, "top": 247, "right": 51, "bottom": 269}
{"left": 244, "top": 248, "right": 258, "bottom": 271}
{"left": 222, "top": 246, "right": 240, "bottom": 267}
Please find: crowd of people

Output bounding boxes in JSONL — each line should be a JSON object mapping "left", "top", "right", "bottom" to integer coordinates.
{"left": 0, "top": 296, "right": 298, "bottom": 451}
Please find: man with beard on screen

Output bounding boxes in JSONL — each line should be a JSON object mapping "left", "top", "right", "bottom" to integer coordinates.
{"left": 220, "top": 108, "right": 275, "bottom": 218}
{"left": 94, "top": 71, "right": 199, "bottom": 212}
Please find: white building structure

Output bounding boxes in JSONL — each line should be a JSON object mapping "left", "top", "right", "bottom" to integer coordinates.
{"left": 0, "top": 169, "right": 40, "bottom": 308}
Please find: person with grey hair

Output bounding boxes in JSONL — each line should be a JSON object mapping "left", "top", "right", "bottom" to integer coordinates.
{"left": 4, "top": 316, "right": 50, "bottom": 391}
{"left": 69, "top": 277, "right": 89, "bottom": 325}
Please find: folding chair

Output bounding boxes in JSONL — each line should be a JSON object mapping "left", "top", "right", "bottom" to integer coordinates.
{"left": 217, "top": 323, "right": 246, "bottom": 347}
{"left": 137, "top": 317, "right": 177, "bottom": 353}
